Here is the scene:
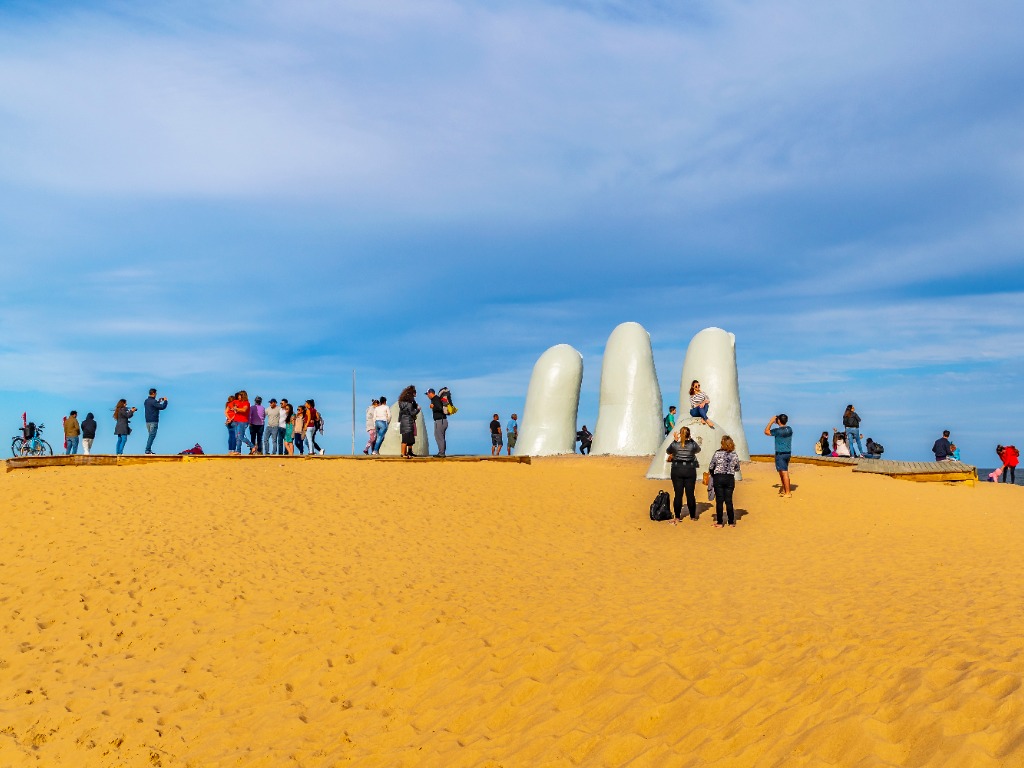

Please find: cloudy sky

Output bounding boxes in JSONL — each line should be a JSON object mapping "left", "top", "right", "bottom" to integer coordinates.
{"left": 2, "top": 0, "right": 1022, "bottom": 462}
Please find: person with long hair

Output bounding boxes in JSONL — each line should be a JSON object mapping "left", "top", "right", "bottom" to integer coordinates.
{"left": 708, "top": 435, "right": 741, "bottom": 527}
{"left": 305, "top": 399, "right": 323, "bottom": 455}
{"left": 688, "top": 380, "right": 716, "bottom": 428}
{"left": 364, "top": 399, "right": 379, "bottom": 455}
{"left": 666, "top": 425, "right": 702, "bottom": 522}
{"left": 998, "top": 444, "right": 1019, "bottom": 484}
{"left": 293, "top": 405, "right": 306, "bottom": 455}
{"left": 113, "top": 398, "right": 137, "bottom": 455}
{"left": 397, "top": 385, "right": 420, "bottom": 458}
{"left": 225, "top": 394, "right": 238, "bottom": 453}
{"left": 842, "top": 404, "right": 863, "bottom": 458}
{"left": 282, "top": 403, "right": 295, "bottom": 455}
{"left": 371, "top": 396, "right": 390, "bottom": 455}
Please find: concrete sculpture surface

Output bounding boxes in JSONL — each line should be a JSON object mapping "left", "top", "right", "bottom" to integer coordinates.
{"left": 515, "top": 344, "right": 583, "bottom": 456}
{"left": 379, "top": 400, "right": 431, "bottom": 457}
{"left": 591, "top": 322, "right": 664, "bottom": 456}
{"left": 647, "top": 327, "right": 749, "bottom": 479}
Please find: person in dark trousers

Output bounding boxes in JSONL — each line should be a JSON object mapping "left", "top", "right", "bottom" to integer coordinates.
{"left": 765, "top": 414, "right": 793, "bottom": 497}
{"left": 842, "top": 404, "right": 863, "bottom": 458}
{"left": 997, "top": 444, "right": 1019, "bottom": 483}
{"left": 864, "top": 438, "right": 884, "bottom": 459}
{"left": 426, "top": 388, "right": 448, "bottom": 457}
{"left": 576, "top": 426, "right": 593, "bottom": 455}
{"left": 708, "top": 435, "right": 741, "bottom": 527}
{"left": 143, "top": 388, "right": 169, "bottom": 454}
{"left": 249, "top": 396, "right": 266, "bottom": 454}
{"left": 932, "top": 430, "right": 952, "bottom": 461}
{"left": 818, "top": 431, "right": 830, "bottom": 456}
{"left": 666, "top": 425, "right": 701, "bottom": 521}
{"left": 397, "top": 386, "right": 420, "bottom": 458}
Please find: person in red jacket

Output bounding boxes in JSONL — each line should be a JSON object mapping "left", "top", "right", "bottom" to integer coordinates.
{"left": 230, "top": 391, "right": 255, "bottom": 455}
{"left": 997, "top": 444, "right": 1019, "bottom": 484}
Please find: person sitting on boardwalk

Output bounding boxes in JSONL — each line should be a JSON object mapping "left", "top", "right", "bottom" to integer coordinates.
{"left": 832, "top": 429, "right": 850, "bottom": 457}
{"left": 863, "top": 438, "right": 884, "bottom": 459}
{"left": 688, "top": 381, "right": 716, "bottom": 428}
{"left": 949, "top": 443, "right": 962, "bottom": 462}
{"left": 816, "top": 431, "right": 829, "bottom": 456}
{"left": 997, "top": 444, "right": 1019, "bottom": 484}
{"left": 932, "top": 430, "right": 953, "bottom": 461}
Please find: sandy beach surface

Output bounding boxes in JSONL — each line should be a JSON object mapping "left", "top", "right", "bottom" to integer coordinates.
{"left": 2, "top": 455, "right": 1023, "bottom": 767}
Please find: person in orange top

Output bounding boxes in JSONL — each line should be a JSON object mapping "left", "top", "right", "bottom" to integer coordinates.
{"left": 231, "top": 391, "right": 255, "bottom": 455}
{"left": 225, "top": 394, "right": 238, "bottom": 453}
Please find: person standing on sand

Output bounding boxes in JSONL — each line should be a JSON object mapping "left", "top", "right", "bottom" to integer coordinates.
{"left": 932, "top": 430, "right": 952, "bottom": 461}
{"left": 708, "top": 435, "right": 741, "bottom": 527}
{"left": 426, "top": 388, "right": 448, "bottom": 458}
{"left": 81, "top": 412, "right": 97, "bottom": 455}
{"left": 63, "top": 410, "right": 81, "bottom": 455}
{"left": 249, "top": 396, "right": 266, "bottom": 454}
{"left": 264, "top": 399, "right": 281, "bottom": 455}
{"left": 372, "top": 396, "right": 390, "bottom": 455}
{"left": 113, "top": 399, "right": 137, "bottom": 456}
{"left": 997, "top": 444, "right": 1019, "bottom": 484}
{"left": 506, "top": 413, "right": 518, "bottom": 456}
{"left": 490, "top": 413, "right": 503, "bottom": 456}
{"left": 398, "top": 386, "right": 420, "bottom": 458}
{"left": 666, "top": 425, "right": 701, "bottom": 521}
{"left": 688, "top": 381, "right": 716, "bottom": 428}
{"left": 364, "top": 399, "right": 379, "bottom": 455}
{"left": 842, "top": 405, "right": 863, "bottom": 458}
{"left": 765, "top": 414, "right": 793, "bottom": 497}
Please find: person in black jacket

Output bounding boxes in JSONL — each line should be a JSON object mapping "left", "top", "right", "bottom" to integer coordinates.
{"left": 666, "top": 426, "right": 702, "bottom": 521}
{"left": 842, "top": 404, "right": 863, "bottom": 458}
{"left": 425, "top": 388, "right": 448, "bottom": 457}
{"left": 397, "top": 386, "right": 420, "bottom": 459}
{"left": 81, "top": 412, "right": 98, "bottom": 455}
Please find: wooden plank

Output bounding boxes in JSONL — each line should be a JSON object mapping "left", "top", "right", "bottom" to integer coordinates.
{"left": 749, "top": 454, "right": 977, "bottom": 484}
{"left": 8, "top": 454, "right": 532, "bottom": 470}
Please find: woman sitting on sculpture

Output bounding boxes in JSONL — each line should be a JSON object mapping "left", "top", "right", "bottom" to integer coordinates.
{"left": 688, "top": 380, "right": 716, "bottom": 428}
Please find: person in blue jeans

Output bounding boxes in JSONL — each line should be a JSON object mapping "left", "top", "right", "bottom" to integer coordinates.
{"left": 144, "top": 388, "right": 169, "bottom": 455}
{"left": 842, "top": 404, "right": 863, "bottom": 458}
{"left": 372, "top": 396, "right": 390, "bottom": 455}
{"left": 765, "top": 413, "right": 794, "bottom": 497}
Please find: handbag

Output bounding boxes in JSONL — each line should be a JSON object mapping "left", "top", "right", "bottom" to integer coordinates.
{"left": 702, "top": 471, "right": 710, "bottom": 486}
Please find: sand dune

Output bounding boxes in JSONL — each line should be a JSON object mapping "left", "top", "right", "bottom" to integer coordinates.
{"left": 1, "top": 456, "right": 1023, "bottom": 766}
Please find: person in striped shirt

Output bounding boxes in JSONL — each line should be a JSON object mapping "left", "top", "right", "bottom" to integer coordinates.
{"left": 688, "top": 380, "right": 716, "bottom": 428}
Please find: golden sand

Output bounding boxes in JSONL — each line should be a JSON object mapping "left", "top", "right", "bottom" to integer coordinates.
{"left": 1, "top": 456, "right": 1023, "bottom": 767}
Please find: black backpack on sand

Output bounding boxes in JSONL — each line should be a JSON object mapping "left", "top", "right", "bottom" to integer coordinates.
{"left": 649, "top": 490, "right": 672, "bottom": 522}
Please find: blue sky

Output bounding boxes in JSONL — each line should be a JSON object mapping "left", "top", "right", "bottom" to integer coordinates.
{"left": 1, "top": 0, "right": 1022, "bottom": 462}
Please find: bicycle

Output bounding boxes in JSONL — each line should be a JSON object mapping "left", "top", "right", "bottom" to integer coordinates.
{"left": 11, "top": 423, "right": 53, "bottom": 457}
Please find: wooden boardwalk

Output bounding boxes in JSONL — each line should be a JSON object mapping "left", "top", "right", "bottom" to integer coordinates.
{"left": 750, "top": 454, "right": 977, "bottom": 484}
{"left": 5, "top": 454, "right": 531, "bottom": 472}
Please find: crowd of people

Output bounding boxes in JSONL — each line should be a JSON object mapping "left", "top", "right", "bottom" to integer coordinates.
{"left": 225, "top": 392, "right": 324, "bottom": 456}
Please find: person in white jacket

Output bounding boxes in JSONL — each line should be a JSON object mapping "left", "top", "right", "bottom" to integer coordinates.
{"left": 363, "top": 399, "right": 379, "bottom": 454}
{"left": 371, "top": 396, "right": 391, "bottom": 455}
